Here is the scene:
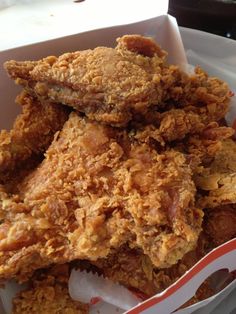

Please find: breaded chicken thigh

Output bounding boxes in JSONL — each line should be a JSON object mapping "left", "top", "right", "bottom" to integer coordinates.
{"left": 0, "top": 112, "right": 202, "bottom": 281}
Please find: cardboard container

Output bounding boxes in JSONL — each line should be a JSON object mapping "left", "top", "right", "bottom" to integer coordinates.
{"left": 0, "top": 15, "right": 236, "bottom": 314}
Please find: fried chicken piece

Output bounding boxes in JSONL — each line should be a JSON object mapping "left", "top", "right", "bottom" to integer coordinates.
{"left": 5, "top": 35, "right": 166, "bottom": 126}
{"left": 93, "top": 232, "right": 208, "bottom": 298}
{"left": 134, "top": 64, "right": 231, "bottom": 133}
{"left": 91, "top": 203, "right": 236, "bottom": 299}
{"left": 203, "top": 205, "right": 236, "bottom": 247}
{"left": 93, "top": 192, "right": 235, "bottom": 296}
{"left": 4, "top": 36, "right": 231, "bottom": 129}
{"left": 135, "top": 120, "right": 233, "bottom": 164}
{"left": 93, "top": 204, "right": 235, "bottom": 304}
{"left": 195, "top": 139, "right": 236, "bottom": 208}
{"left": 133, "top": 109, "right": 232, "bottom": 143}
{"left": 94, "top": 247, "right": 214, "bottom": 307}
{"left": 92, "top": 246, "right": 158, "bottom": 297}
{"left": 0, "top": 90, "right": 69, "bottom": 182}
{"left": 92, "top": 230, "right": 217, "bottom": 307}
{"left": 12, "top": 264, "right": 89, "bottom": 314}
{"left": 0, "top": 113, "right": 202, "bottom": 281}
{"left": 161, "top": 66, "right": 230, "bottom": 122}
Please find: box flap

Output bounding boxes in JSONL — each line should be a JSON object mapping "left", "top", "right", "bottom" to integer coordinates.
{"left": 0, "top": 0, "right": 169, "bottom": 51}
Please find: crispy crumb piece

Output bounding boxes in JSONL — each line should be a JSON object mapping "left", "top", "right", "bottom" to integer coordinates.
{"left": 12, "top": 264, "right": 89, "bottom": 314}
{"left": 196, "top": 139, "right": 236, "bottom": 208}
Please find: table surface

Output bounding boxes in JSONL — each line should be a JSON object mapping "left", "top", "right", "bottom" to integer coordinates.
{"left": 0, "top": 1, "right": 235, "bottom": 313}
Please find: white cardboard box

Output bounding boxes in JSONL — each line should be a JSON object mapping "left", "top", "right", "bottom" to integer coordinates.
{"left": 0, "top": 14, "right": 236, "bottom": 314}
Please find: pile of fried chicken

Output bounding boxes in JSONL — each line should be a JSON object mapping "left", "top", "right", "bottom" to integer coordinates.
{"left": 0, "top": 35, "right": 236, "bottom": 313}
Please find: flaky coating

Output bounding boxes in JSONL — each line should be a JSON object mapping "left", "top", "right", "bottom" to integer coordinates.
{"left": 93, "top": 204, "right": 235, "bottom": 304}
{"left": 12, "top": 264, "right": 89, "bottom": 314}
{"left": 134, "top": 119, "right": 233, "bottom": 165}
{"left": 195, "top": 139, "right": 236, "bottom": 208}
{"left": 93, "top": 232, "right": 208, "bottom": 298}
{"left": 161, "top": 66, "right": 231, "bottom": 123}
{"left": 5, "top": 35, "right": 166, "bottom": 126}
{"left": 0, "top": 90, "right": 69, "bottom": 182}
{"left": 5, "top": 36, "right": 231, "bottom": 129}
{"left": 0, "top": 113, "right": 202, "bottom": 281}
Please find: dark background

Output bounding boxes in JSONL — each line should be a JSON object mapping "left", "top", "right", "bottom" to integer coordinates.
{"left": 168, "top": 0, "right": 236, "bottom": 40}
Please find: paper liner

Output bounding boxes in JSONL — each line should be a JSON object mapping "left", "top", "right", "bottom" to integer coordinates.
{"left": 68, "top": 268, "right": 235, "bottom": 313}
{"left": 69, "top": 269, "right": 140, "bottom": 310}
{"left": 0, "top": 281, "right": 27, "bottom": 314}
{"left": 180, "top": 27, "right": 236, "bottom": 92}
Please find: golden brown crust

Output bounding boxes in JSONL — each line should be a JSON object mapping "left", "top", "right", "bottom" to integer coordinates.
{"left": 0, "top": 113, "right": 202, "bottom": 281}
{"left": 92, "top": 208, "right": 232, "bottom": 304}
{"left": 0, "top": 90, "right": 69, "bottom": 182}
{"left": 162, "top": 66, "right": 230, "bottom": 121}
{"left": 4, "top": 37, "right": 231, "bottom": 129}
{"left": 92, "top": 232, "right": 208, "bottom": 298}
{"left": 116, "top": 35, "right": 167, "bottom": 58}
{"left": 5, "top": 36, "right": 166, "bottom": 127}
{"left": 1, "top": 35, "right": 235, "bottom": 310}
{"left": 12, "top": 264, "right": 89, "bottom": 314}
{"left": 196, "top": 139, "right": 236, "bottom": 208}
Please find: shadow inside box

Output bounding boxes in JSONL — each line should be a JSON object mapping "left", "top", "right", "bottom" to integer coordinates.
{"left": 200, "top": 283, "right": 236, "bottom": 314}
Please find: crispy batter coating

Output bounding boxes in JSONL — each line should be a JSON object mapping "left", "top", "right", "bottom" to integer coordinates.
{"left": 195, "top": 139, "right": 236, "bottom": 208}
{"left": 92, "top": 246, "right": 159, "bottom": 297}
{"left": 0, "top": 90, "right": 69, "bottom": 182}
{"left": 91, "top": 204, "right": 236, "bottom": 303}
{"left": 161, "top": 66, "right": 230, "bottom": 122}
{"left": 0, "top": 113, "right": 202, "bottom": 281}
{"left": 12, "top": 264, "right": 89, "bottom": 314}
{"left": 92, "top": 202, "right": 236, "bottom": 299}
{"left": 4, "top": 36, "right": 231, "bottom": 129}
{"left": 93, "top": 232, "right": 208, "bottom": 298}
{"left": 1, "top": 35, "right": 235, "bottom": 311}
{"left": 5, "top": 35, "right": 166, "bottom": 126}
{"left": 135, "top": 120, "right": 233, "bottom": 164}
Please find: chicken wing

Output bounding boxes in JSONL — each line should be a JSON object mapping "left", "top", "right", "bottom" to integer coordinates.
{"left": 0, "top": 90, "right": 69, "bottom": 183}
{"left": 0, "top": 112, "right": 202, "bottom": 281}
{"left": 12, "top": 264, "right": 89, "bottom": 314}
